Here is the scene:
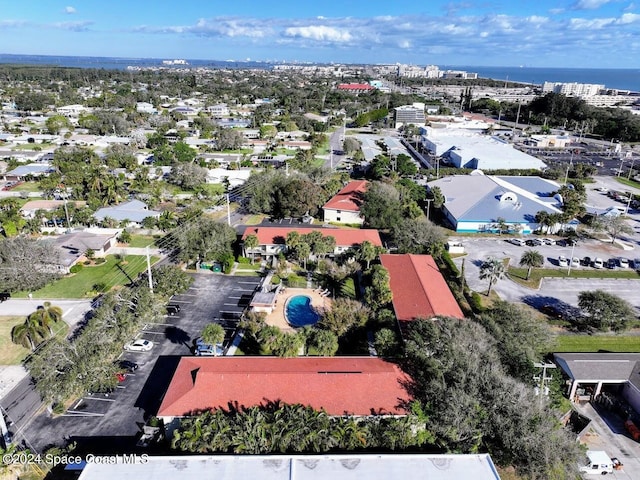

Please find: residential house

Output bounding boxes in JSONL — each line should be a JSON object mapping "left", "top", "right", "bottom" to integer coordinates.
{"left": 322, "top": 180, "right": 368, "bottom": 225}
{"left": 157, "top": 357, "right": 410, "bottom": 425}
{"left": 380, "top": 254, "right": 464, "bottom": 335}
{"left": 20, "top": 200, "right": 86, "bottom": 219}
{"left": 47, "top": 229, "right": 119, "bottom": 273}
{"left": 241, "top": 226, "right": 382, "bottom": 259}
{"left": 3, "top": 163, "right": 55, "bottom": 181}
{"left": 93, "top": 199, "right": 161, "bottom": 227}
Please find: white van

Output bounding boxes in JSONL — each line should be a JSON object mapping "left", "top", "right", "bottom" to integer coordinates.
{"left": 579, "top": 451, "right": 613, "bottom": 475}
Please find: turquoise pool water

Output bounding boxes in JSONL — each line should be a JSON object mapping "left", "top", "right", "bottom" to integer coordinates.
{"left": 285, "top": 295, "right": 320, "bottom": 327}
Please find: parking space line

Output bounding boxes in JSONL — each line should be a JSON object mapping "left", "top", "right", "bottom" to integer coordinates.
{"left": 223, "top": 303, "right": 238, "bottom": 306}
{"left": 63, "top": 412, "right": 105, "bottom": 417}
{"left": 168, "top": 299, "right": 193, "bottom": 303}
{"left": 83, "top": 396, "right": 116, "bottom": 402}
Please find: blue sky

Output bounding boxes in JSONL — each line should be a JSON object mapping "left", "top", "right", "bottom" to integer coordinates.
{"left": 1, "top": 1, "right": 639, "bottom": 67}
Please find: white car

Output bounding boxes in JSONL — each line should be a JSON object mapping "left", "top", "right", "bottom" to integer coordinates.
{"left": 571, "top": 257, "right": 580, "bottom": 268}
{"left": 619, "top": 258, "right": 629, "bottom": 268}
{"left": 124, "top": 339, "right": 154, "bottom": 352}
{"left": 593, "top": 258, "right": 604, "bottom": 269}
{"left": 558, "top": 255, "right": 569, "bottom": 267}
{"left": 508, "top": 238, "right": 526, "bottom": 246}
{"left": 542, "top": 238, "right": 556, "bottom": 245}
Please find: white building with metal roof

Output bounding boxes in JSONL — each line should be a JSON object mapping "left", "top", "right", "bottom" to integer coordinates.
{"left": 422, "top": 130, "right": 547, "bottom": 170}
{"left": 428, "top": 174, "right": 564, "bottom": 234}
{"left": 77, "top": 454, "right": 501, "bottom": 480}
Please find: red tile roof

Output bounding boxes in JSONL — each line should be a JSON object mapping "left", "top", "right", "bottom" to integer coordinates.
{"left": 242, "top": 226, "right": 382, "bottom": 247}
{"left": 337, "top": 83, "right": 374, "bottom": 91}
{"left": 158, "top": 357, "right": 410, "bottom": 417}
{"left": 380, "top": 254, "right": 464, "bottom": 324}
{"left": 322, "top": 180, "right": 368, "bottom": 213}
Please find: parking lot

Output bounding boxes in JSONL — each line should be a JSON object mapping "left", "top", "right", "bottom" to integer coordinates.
{"left": 21, "top": 273, "right": 261, "bottom": 453}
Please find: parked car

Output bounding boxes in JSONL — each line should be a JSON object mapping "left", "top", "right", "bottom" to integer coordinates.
{"left": 558, "top": 255, "right": 569, "bottom": 267}
{"left": 508, "top": 238, "right": 526, "bottom": 246}
{"left": 593, "top": 258, "right": 604, "bottom": 269}
{"left": 607, "top": 258, "right": 617, "bottom": 269}
{"left": 124, "top": 339, "right": 154, "bottom": 352}
{"left": 619, "top": 258, "right": 630, "bottom": 269}
{"left": 0, "top": 292, "right": 10, "bottom": 302}
{"left": 194, "top": 338, "right": 224, "bottom": 356}
{"left": 542, "top": 238, "right": 555, "bottom": 245}
{"left": 526, "top": 238, "right": 544, "bottom": 247}
{"left": 115, "top": 372, "right": 127, "bottom": 383}
{"left": 166, "top": 304, "right": 181, "bottom": 315}
{"left": 581, "top": 256, "right": 592, "bottom": 267}
{"left": 633, "top": 258, "right": 640, "bottom": 270}
{"left": 118, "top": 360, "right": 139, "bottom": 372}
{"left": 571, "top": 257, "right": 580, "bottom": 268}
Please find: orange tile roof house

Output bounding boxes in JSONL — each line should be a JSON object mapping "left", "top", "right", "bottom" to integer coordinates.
{"left": 322, "top": 180, "right": 368, "bottom": 225}
{"left": 241, "top": 226, "right": 382, "bottom": 258}
{"left": 380, "top": 254, "right": 464, "bottom": 329}
{"left": 157, "top": 357, "right": 410, "bottom": 421}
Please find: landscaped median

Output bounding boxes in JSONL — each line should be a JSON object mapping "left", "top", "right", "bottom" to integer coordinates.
{"left": 507, "top": 265, "right": 640, "bottom": 289}
{"left": 13, "top": 254, "right": 159, "bottom": 299}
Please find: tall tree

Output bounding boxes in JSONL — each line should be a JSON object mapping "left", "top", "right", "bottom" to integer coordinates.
{"left": 201, "top": 323, "right": 225, "bottom": 346}
{"left": 243, "top": 234, "right": 259, "bottom": 263}
{"left": 577, "top": 290, "right": 635, "bottom": 332}
{"left": 479, "top": 257, "right": 505, "bottom": 296}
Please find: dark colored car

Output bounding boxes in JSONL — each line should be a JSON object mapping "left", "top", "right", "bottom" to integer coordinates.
{"left": 581, "top": 256, "right": 592, "bottom": 267}
{"left": 607, "top": 258, "right": 617, "bottom": 269}
{"left": 0, "top": 292, "right": 10, "bottom": 302}
{"left": 118, "top": 360, "right": 139, "bottom": 372}
{"left": 166, "top": 304, "right": 181, "bottom": 315}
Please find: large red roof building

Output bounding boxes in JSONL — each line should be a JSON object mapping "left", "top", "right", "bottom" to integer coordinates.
{"left": 380, "top": 254, "right": 464, "bottom": 330}
{"left": 242, "top": 226, "right": 382, "bottom": 258}
{"left": 337, "top": 83, "right": 374, "bottom": 94}
{"left": 158, "top": 357, "right": 410, "bottom": 419}
{"left": 322, "top": 180, "right": 368, "bottom": 225}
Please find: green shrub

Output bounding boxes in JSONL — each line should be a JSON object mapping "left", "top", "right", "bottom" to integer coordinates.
{"left": 237, "top": 256, "right": 251, "bottom": 264}
{"left": 69, "top": 264, "right": 83, "bottom": 274}
{"left": 94, "top": 257, "right": 106, "bottom": 265}
{"left": 92, "top": 282, "right": 107, "bottom": 292}
{"left": 468, "top": 291, "right": 485, "bottom": 313}
{"left": 51, "top": 402, "right": 65, "bottom": 415}
{"left": 83, "top": 260, "right": 91, "bottom": 265}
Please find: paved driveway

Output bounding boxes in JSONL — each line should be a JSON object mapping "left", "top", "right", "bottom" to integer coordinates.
{"left": 16, "top": 273, "right": 261, "bottom": 453}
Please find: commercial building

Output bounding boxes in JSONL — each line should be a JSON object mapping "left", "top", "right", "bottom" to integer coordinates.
{"left": 542, "top": 82, "right": 604, "bottom": 97}
{"left": 77, "top": 454, "right": 501, "bottom": 480}
{"left": 394, "top": 104, "right": 426, "bottom": 129}
{"left": 427, "top": 174, "right": 564, "bottom": 234}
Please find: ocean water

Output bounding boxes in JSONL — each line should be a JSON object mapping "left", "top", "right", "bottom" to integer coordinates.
{"left": 0, "top": 54, "right": 638, "bottom": 92}
{"left": 443, "top": 65, "right": 640, "bottom": 92}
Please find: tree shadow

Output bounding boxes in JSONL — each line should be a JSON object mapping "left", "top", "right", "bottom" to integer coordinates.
{"left": 164, "top": 326, "right": 191, "bottom": 347}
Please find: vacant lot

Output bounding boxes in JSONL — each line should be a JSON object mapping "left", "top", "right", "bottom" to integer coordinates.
{"left": 17, "top": 255, "right": 159, "bottom": 299}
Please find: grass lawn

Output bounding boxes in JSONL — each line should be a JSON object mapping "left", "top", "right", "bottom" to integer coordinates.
{"left": 0, "top": 316, "right": 69, "bottom": 365}
{"left": 15, "top": 255, "right": 159, "bottom": 299}
{"left": 11, "top": 181, "right": 42, "bottom": 193}
{"left": 555, "top": 334, "right": 640, "bottom": 352}
{"left": 126, "top": 234, "right": 157, "bottom": 248}
{"left": 236, "top": 263, "right": 261, "bottom": 271}
{"left": 233, "top": 270, "right": 261, "bottom": 277}
{"left": 244, "top": 214, "right": 267, "bottom": 225}
{"left": 616, "top": 177, "right": 640, "bottom": 191}
{"left": 507, "top": 266, "right": 640, "bottom": 289}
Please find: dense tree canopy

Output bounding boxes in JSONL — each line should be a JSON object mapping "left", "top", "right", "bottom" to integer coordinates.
{"left": 577, "top": 290, "right": 636, "bottom": 332}
{"left": 0, "top": 236, "right": 62, "bottom": 293}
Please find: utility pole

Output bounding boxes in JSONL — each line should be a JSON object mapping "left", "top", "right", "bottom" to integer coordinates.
{"left": 146, "top": 246, "right": 153, "bottom": 293}
{"left": 533, "top": 362, "right": 556, "bottom": 403}
{"left": 226, "top": 193, "right": 231, "bottom": 226}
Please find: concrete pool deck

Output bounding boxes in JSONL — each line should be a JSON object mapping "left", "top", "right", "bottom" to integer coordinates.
{"left": 264, "top": 288, "right": 332, "bottom": 332}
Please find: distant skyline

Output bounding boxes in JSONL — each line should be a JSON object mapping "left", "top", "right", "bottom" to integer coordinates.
{"left": 1, "top": 1, "right": 640, "bottom": 68}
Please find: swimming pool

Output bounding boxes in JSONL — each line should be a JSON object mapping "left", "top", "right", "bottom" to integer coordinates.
{"left": 285, "top": 295, "right": 320, "bottom": 327}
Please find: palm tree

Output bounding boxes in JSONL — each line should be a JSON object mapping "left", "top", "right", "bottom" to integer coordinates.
{"left": 243, "top": 234, "right": 259, "bottom": 264}
{"left": 479, "top": 257, "right": 506, "bottom": 296}
{"left": 11, "top": 316, "right": 48, "bottom": 350}
{"left": 519, "top": 249, "right": 544, "bottom": 280}
{"left": 201, "top": 323, "right": 225, "bottom": 346}
{"left": 359, "top": 240, "right": 377, "bottom": 269}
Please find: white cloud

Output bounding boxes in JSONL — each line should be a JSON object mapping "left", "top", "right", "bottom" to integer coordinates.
{"left": 64, "top": 6, "right": 76, "bottom": 14}
{"left": 51, "top": 20, "right": 93, "bottom": 31}
{"left": 618, "top": 12, "right": 640, "bottom": 23}
{"left": 284, "top": 25, "right": 352, "bottom": 42}
{"left": 571, "top": 0, "right": 612, "bottom": 9}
